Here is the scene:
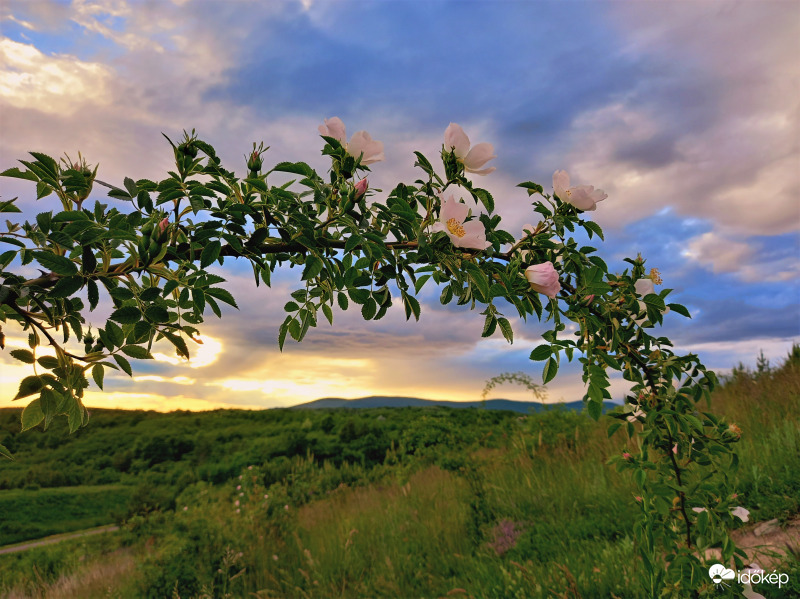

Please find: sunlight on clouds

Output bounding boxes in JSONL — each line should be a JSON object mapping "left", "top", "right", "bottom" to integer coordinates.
{"left": 683, "top": 232, "right": 799, "bottom": 282}
{"left": 152, "top": 335, "right": 223, "bottom": 369}
{"left": 82, "top": 390, "right": 261, "bottom": 412}
{"left": 133, "top": 375, "right": 196, "bottom": 385}
{"left": 0, "top": 38, "right": 113, "bottom": 114}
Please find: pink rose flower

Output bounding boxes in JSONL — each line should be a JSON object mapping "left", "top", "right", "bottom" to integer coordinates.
{"left": 319, "top": 117, "right": 384, "bottom": 165}
{"left": 431, "top": 188, "right": 490, "bottom": 250}
{"left": 444, "top": 123, "right": 496, "bottom": 175}
{"left": 552, "top": 170, "right": 607, "bottom": 211}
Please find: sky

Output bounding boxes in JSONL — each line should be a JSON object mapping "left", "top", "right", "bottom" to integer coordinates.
{"left": 0, "top": 0, "right": 798, "bottom": 412}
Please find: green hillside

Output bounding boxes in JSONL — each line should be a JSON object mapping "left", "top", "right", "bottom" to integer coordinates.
{"left": 1, "top": 348, "right": 798, "bottom": 598}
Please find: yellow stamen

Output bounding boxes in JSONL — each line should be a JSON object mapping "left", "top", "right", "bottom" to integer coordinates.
{"left": 649, "top": 268, "right": 663, "bottom": 285}
{"left": 446, "top": 218, "right": 466, "bottom": 238}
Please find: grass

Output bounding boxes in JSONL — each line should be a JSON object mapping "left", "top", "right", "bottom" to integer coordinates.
{"left": 0, "top": 485, "right": 131, "bottom": 546}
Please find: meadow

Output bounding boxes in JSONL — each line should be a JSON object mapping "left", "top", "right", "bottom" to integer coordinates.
{"left": 0, "top": 348, "right": 798, "bottom": 598}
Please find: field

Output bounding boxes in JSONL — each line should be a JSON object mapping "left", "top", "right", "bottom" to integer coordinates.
{"left": 0, "top": 348, "right": 798, "bottom": 598}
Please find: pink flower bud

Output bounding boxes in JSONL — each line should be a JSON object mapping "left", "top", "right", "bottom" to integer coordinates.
{"left": 634, "top": 496, "right": 642, "bottom": 503}
{"left": 354, "top": 178, "right": 368, "bottom": 199}
{"left": 622, "top": 452, "right": 632, "bottom": 461}
{"left": 672, "top": 444, "right": 678, "bottom": 454}
{"left": 525, "top": 262, "right": 561, "bottom": 299}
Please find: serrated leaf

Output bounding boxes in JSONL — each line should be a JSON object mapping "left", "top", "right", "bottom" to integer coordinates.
{"left": 21, "top": 399, "right": 44, "bottom": 431}
{"left": 37, "top": 356, "right": 59, "bottom": 370}
{"left": 121, "top": 345, "right": 153, "bottom": 359}
{"left": 361, "top": 297, "right": 377, "bottom": 320}
{"left": 161, "top": 330, "right": 190, "bottom": 360}
{"left": 542, "top": 357, "right": 558, "bottom": 384}
{"left": 337, "top": 292, "right": 348, "bottom": 311}
{"left": 92, "top": 364, "right": 104, "bottom": 389}
{"left": 87, "top": 278, "right": 100, "bottom": 310}
{"left": 205, "top": 287, "right": 238, "bottom": 308}
{"left": 113, "top": 354, "right": 132, "bottom": 376}
{"left": 529, "top": 344, "right": 551, "bottom": 361}
{"left": 284, "top": 301, "right": 299, "bottom": 312}
{"left": 321, "top": 303, "right": 333, "bottom": 325}
{"left": 14, "top": 375, "right": 43, "bottom": 400}
{"left": 1, "top": 167, "right": 38, "bottom": 182}
{"left": 200, "top": 240, "right": 221, "bottom": 268}
{"left": 110, "top": 306, "right": 141, "bottom": 324}
{"left": 48, "top": 275, "right": 84, "bottom": 298}
{"left": 472, "top": 188, "right": 494, "bottom": 214}
{"left": 40, "top": 388, "right": 58, "bottom": 429}
{"left": 667, "top": 303, "right": 691, "bottom": 318}
{"left": 303, "top": 255, "right": 324, "bottom": 281}
{"left": 10, "top": 349, "right": 34, "bottom": 364}
{"left": 32, "top": 251, "right": 78, "bottom": 276}
{"left": 105, "top": 321, "right": 124, "bottom": 348}
{"left": 497, "top": 317, "right": 513, "bottom": 344}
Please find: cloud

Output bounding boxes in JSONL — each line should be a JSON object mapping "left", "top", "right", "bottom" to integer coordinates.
{"left": 683, "top": 232, "right": 799, "bottom": 282}
{"left": 0, "top": 38, "right": 114, "bottom": 114}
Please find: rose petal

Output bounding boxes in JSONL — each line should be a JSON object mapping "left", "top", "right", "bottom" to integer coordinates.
{"left": 320, "top": 117, "right": 346, "bottom": 144}
{"left": 553, "top": 170, "right": 570, "bottom": 198}
{"left": 444, "top": 123, "right": 470, "bottom": 158}
{"left": 463, "top": 143, "right": 496, "bottom": 171}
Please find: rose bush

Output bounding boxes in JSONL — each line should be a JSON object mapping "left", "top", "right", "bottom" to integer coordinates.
{"left": 0, "top": 121, "right": 747, "bottom": 596}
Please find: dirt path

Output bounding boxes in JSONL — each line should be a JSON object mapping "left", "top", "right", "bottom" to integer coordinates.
{"left": 705, "top": 514, "right": 800, "bottom": 568}
{"left": 0, "top": 525, "right": 119, "bottom": 555}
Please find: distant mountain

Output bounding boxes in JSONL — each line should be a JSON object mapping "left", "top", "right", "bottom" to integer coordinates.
{"left": 289, "top": 396, "right": 617, "bottom": 414}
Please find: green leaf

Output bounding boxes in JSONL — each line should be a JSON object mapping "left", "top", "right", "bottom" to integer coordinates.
{"left": 517, "top": 181, "right": 544, "bottom": 195}
{"left": 14, "top": 376, "right": 43, "bottom": 400}
{"left": 40, "top": 388, "right": 58, "bottom": 429}
{"left": 1, "top": 167, "right": 38, "bottom": 182}
{"left": 10, "top": 349, "right": 34, "bottom": 364}
{"left": 472, "top": 188, "right": 494, "bottom": 214}
{"left": 200, "top": 240, "right": 222, "bottom": 268}
{"left": 144, "top": 305, "right": 169, "bottom": 323}
{"left": 642, "top": 293, "right": 666, "bottom": 311}
{"left": 583, "top": 221, "right": 604, "bottom": 241}
{"left": 302, "top": 256, "right": 324, "bottom": 281}
{"left": 31, "top": 251, "right": 78, "bottom": 276}
{"left": 205, "top": 287, "right": 238, "bottom": 309}
{"left": 587, "top": 399, "right": 603, "bottom": 420}
{"left": 271, "top": 161, "right": 315, "bottom": 178}
{"left": 113, "top": 354, "right": 133, "bottom": 376}
{"left": 110, "top": 306, "right": 141, "bottom": 324}
{"left": 52, "top": 210, "right": 89, "bottom": 222}
{"left": 529, "top": 344, "right": 551, "bottom": 361}
{"left": 497, "top": 317, "right": 513, "bottom": 344}
{"left": 37, "top": 356, "right": 59, "bottom": 370}
{"left": 542, "top": 358, "right": 558, "bottom": 384}
{"left": 87, "top": 279, "right": 99, "bottom": 310}
{"left": 121, "top": 345, "right": 153, "bottom": 359}
{"left": 21, "top": 399, "right": 44, "bottom": 431}
{"left": 361, "top": 297, "right": 377, "bottom": 320}
{"left": 48, "top": 275, "right": 84, "bottom": 298}
{"left": 92, "top": 364, "right": 104, "bottom": 390}
{"left": 321, "top": 303, "right": 333, "bottom": 325}
{"left": 105, "top": 321, "right": 124, "bottom": 348}
{"left": 667, "top": 303, "right": 691, "bottom": 318}
{"left": 337, "top": 293, "right": 348, "bottom": 311}
{"left": 607, "top": 422, "right": 623, "bottom": 438}
{"left": 0, "top": 443, "right": 13, "bottom": 460}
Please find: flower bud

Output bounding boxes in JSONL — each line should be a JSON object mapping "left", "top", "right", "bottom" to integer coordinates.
{"left": 247, "top": 150, "right": 263, "bottom": 173}
{"left": 354, "top": 178, "right": 368, "bottom": 200}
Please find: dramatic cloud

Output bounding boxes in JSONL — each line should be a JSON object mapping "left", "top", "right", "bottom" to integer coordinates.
{"left": 1, "top": 0, "right": 797, "bottom": 411}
